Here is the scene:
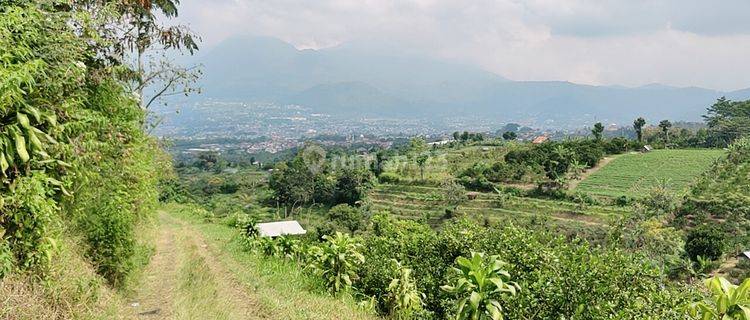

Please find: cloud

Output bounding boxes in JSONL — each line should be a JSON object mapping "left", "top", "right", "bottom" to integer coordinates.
{"left": 173, "top": 0, "right": 750, "bottom": 91}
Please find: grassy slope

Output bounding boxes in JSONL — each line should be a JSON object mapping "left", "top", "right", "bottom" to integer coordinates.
{"left": 576, "top": 149, "right": 725, "bottom": 198}
{"left": 163, "top": 204, "right": 378, "bottom": 320}
{"left": 0, "top": 235, "right": 134, "bottom": 320}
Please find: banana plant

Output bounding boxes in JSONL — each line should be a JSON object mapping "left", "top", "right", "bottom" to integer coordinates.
{"left": 441, "top": 252, "right": 520, "bottom": 320}
{"left": 386, "top": 259, "right": 425, "bottom": 319}
{"left": 308, "top": 232, "right": 364, "bottom": 296}
{"left": 688, "top": 276, "right": 750, "bottom": 319}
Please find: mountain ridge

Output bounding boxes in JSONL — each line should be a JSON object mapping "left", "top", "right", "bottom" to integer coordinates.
{"left": 192, "top": 36, "right": 750, "bottom": 123}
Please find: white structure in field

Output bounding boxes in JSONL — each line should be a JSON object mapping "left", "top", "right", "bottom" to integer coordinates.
{"left": 256, "top": 221, "right": 306, "bottom": 237}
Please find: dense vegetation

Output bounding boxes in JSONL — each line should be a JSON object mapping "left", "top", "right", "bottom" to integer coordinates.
{"left": 167, "top": 131, "right": 750, "bottom": 319}
{"left": 0, "top": 1, "right": 170, "bottom": 286}
{"left": 162, "top": 102, "right": 750, "bottom": 319}
{"left": 0, "top": 1, "right": 198, "bottom": 317}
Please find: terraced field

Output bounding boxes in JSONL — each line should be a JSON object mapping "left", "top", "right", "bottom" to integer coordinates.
{"left": 369, "top": 184, "right": 631, "bottom": 230}
{"left": 575, "top": 149, "right": 725, "bottom": 198}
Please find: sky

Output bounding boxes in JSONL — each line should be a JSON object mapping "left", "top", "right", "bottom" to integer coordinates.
{"left": 173, "top": 0, "right": 750, "bottom": 91}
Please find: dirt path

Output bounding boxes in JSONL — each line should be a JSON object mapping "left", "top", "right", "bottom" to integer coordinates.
{"left": 568, "top": 155, "right": 620, "bottom": 190}
{"left": 127, "top": 212, "right": 263, "bottom": 319}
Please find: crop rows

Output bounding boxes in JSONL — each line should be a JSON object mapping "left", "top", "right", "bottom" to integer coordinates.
{"left": 370, "top": 183, "right": 623, "bottom": 228}
{"left": 576, "top": 149, "right": 724, "bottom": 198}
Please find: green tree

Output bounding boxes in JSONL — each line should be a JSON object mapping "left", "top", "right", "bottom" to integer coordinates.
{"left": 502, "top": 131, "right": 517, "bottom": 141}
{"left": 703, "top": 97, "right": 750, "bottom": 146}
{"left": 592, "top": 122, "right": 605, "bottom": 141}
{"left": 77, "top": 0, "right": 202, "bottom": 109}
{"left": 634, "top": 117, "right": 647, "bottom": 142}
{"left": 659, "top": 120, "right": 673, "bottom": 145}
{"left": 441, "top": 252, "right": 519, "bottom": 320}
{"left": 327, "top": 204, "right": 364, "bottom": 233}
{"left": 416, "top": 154, "right": 429, "bottom": 181}
{"left": 443, "top": 179, "right": 468, "bottom": 209}
{"left": 333, "top": 166, "right": 373, "bottom": 205}
{"left": 688, "top": 276, "right": 750, "bottom": 320}
{"left": 409, "top": 137, "right": 428, "bottom": 154}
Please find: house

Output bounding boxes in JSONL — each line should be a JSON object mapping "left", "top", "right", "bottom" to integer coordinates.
{"left": 531, "top": 136, "right": 549, "bottom": 144}
{"left": 642, "top": 145, "right": 653, "bottom": 153}
{"left": 256, "top": 221, "right": 307, "bottom": 238}
{"left": 739, "top": 251, "right": 750, "bottom": 260}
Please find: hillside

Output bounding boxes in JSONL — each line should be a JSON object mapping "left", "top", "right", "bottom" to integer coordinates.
{"left": 192, "top": 36, "right": 750, "bottom": 122}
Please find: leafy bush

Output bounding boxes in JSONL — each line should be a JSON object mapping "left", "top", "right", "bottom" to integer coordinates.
{"left": 308, "top": 232, "right": 365, "bottom": 296}
{"left": 688, "top": 276, "right": 750, "bottom": 320}
{"left": 379, "top": 172, "right": 401, "bottom": 184}
{"left": 0, "top": 3, "right": 168, "bottom": 286}
{"left": 685, "top": 224, "right": 727, "bottom": 262}
{"left": 386, "top": 260, "right": 426, "bottom": 319}
{"left": 327, "top": 204, "right": 365, "bottom": 233}
{"left": 440, "top": 252, "right": 519, "bottom": 320}
{"left": 604, "top": 137, "right": 630, "bottom": 154}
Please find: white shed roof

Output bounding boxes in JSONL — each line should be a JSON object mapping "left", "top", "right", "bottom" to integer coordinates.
{"left": 741, "top": 251, "right": 750, "bottom": 259}
{"left": 257, "top": 221, "right": 306, "bottom": 237}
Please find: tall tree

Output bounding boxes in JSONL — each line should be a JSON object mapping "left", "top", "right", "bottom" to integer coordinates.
{"left": 502, "top": 131, "right": 517, "bottom": 141}
{"left": 659, "top": 120, "right": 672, "bottom": 145}
{"left": 76, "top": 0, "right": 202, "bottom": 109}
{"left": 592, "top": 122, "right": 604, "bottom": 141}
{"left": 416, "top": 154, "right": 428, "bottom": 180}
{"left": 703, "top": 97, "right": 750, "bottom": 146}
{"left": 633, "top": 117, "right": 646, "bottom": 142}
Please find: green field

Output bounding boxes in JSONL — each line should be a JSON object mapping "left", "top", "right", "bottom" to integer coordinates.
{"left": 575, "top": 149, "right": 725, "bottom": 198}
{"left": 369, "top": 184, "right": 629, "bottom": 231}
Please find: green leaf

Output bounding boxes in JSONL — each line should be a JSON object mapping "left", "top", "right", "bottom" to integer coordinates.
{"left": 13, "top": 132, "right": 29, "bottom": 163}
{"left": 16, "top": 112, "right": 31, "bottom": 129}
{"left": 0, "top": 153, "right": 8, "bottom": 173}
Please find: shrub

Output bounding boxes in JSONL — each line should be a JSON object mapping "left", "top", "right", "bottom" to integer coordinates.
{"left": 604, "top": 137, "right": 630, "bottom": 154}
{"left": 327, "top": 204, "right": 365, "bottom": 233}
{"left": 688, "top": 276, "right": 750, "bottom": 320}
{"left": 308, "top": 232, "right": 365, "bottom": 296}
{"left": 386, "top": 260, "right": 425, "bottom": 319}
{"left": 440, "top": 252, "right": 519, "bottom": 320}
{"left": 379, "top": 172, "right": 401, "bottom": 184}
{"left": 685, "top": 224, "right": 727, "bottom": 261}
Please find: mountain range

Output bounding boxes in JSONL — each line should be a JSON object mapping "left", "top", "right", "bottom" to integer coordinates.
{"left": 190, "top": 36, "right": 750, "bottom": 124}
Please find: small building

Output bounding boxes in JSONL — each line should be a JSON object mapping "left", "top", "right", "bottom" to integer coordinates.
{"left": 739, "top": 251, "right": 750, "bottom": 260}
{"left": 531, "top": 136, "right": 549, "bottom": 144}
{"left": 642, "top": 145, "right": 653, "bottom": 153}
{"left": 256, "top": 221, "right": 307, "bottom": 238}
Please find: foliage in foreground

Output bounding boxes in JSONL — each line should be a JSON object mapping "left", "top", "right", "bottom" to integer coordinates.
{"left": 689, "top": 276, "right": 750, "bottom": 320}
{"left": 308, "top": 232, "right": 365, "bottom": 296}
{"left": 0, "top": 2, "right": 169, "bottom": 287}
{"left": 440, "top": 252, "right": 518, "bottom": 320}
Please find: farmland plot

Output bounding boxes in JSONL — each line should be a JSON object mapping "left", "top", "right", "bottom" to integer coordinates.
{"left": 575, "top": 149, "right": 725, "bottom": 198}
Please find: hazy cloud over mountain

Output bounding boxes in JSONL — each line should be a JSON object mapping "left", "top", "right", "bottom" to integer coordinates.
{"left": 173, "top": 0, "right": 750, "bottom": 91}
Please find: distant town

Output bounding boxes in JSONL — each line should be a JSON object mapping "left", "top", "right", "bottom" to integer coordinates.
{"left": 155, "top": 100, "right": 703, "bottom": 161}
